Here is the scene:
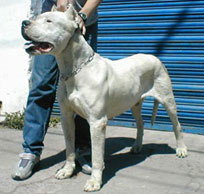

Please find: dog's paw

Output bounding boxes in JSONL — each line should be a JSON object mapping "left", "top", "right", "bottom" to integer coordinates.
{"left": 130, "top": 144, "right": 142, "bottom": 154}
{"left": 55, "top": 167, "right": 74, "bottom": 180}
{"left": 176, "top": 146, "right": 188, "bottom": 158}
{"left": 84, "top": 178, "right": 101, "bottom": 192}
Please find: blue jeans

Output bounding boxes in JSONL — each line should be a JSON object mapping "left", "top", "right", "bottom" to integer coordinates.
{"left": 23, "top": 0, "right": 98, "bottom": 156}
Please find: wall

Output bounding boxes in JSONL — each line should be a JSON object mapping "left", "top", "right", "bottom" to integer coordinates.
{"left": 98, "top": 0, "right": 204, "bottom": 134}
{"left": 0, "top": 0, "right": 30, "bottom": 117}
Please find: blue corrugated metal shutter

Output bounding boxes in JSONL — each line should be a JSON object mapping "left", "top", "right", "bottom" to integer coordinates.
{"left": 98, "top": 0, "right": 204, "bottom": 134}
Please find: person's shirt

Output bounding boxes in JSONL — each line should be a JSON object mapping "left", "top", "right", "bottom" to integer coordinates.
{"left": 29, "top": 0, "right": 42, "bottom": 19}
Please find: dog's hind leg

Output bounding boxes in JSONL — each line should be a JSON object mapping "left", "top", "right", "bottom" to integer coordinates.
{"left": 130, "top": 99, "right": 144, "bottom": 154}
{"left": 152, "top": 78, "right": 187, "bottom": 158}
{"left": 162, "top": 97, "right": 188, "bottom": 158}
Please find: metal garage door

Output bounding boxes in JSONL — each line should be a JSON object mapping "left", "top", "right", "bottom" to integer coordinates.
{"left": 97, "top": 0, "right": 204, "bottom": 134}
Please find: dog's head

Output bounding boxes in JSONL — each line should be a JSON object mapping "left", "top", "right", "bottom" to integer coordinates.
{"left": 22, "top": 4, "right": 79, "bottom": 56}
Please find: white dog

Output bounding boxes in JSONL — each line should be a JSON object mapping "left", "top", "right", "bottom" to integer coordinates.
{"left": 22, "top": 4, "right": 187, "bottom": 192}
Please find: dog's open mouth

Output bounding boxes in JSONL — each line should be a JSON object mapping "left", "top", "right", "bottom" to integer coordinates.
{"left": 24, "top": 41, "right": 54, "bottom": 54}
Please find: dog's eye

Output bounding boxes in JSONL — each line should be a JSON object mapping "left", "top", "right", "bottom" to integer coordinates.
{"left": 46, "top": 19, "right": 52, "bottom": 23}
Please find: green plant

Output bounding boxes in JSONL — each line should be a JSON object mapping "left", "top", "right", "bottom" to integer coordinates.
{"left": 3, "top": 110, "right": 25, "bottom": 130}
{"left": 2, "top": 110, "right": 61, "bottom": 130}
{"left": 49, "top": 116, "right": 61, "bottom": 127}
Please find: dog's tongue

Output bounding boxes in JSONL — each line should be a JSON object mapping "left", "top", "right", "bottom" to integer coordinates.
{"left": 24, "top": 41, "right": 35, "bottom": 49}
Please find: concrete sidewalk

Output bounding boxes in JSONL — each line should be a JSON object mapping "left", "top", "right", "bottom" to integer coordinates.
{"left": 0, "top": 125, "right": 204, "bottom": 194}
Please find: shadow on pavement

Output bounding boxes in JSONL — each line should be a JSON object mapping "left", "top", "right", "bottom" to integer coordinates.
{"left": 103, "top": 137, "right": 175, "bottom": 187}
{"left": 35, "top": 137, "right": 175, "bottom": 186}
{"left": 39, "top": 150, "right": 66, "bottom": 171}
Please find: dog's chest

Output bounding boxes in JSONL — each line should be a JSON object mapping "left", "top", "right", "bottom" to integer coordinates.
{"left": 64, "top": 85, "right": 88, "bottom": 116}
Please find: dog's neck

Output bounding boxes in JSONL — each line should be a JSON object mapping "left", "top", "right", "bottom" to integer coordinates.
{"left": 55, "top": 31, "right": 94, "bottom": 81}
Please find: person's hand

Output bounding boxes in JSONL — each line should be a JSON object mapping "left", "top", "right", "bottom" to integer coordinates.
{"left": 77, "top": 15, "right": 86, "bottom": 35}
{"left": 57, "top": 0, "right": 68, "bottom": 12}
{"left": 57, "top": 0, "right": 86, "bottom": 35}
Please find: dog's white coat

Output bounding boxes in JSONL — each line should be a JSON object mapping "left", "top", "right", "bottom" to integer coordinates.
{"left": 24, "top": 5, "right": 187, "bottom": 192}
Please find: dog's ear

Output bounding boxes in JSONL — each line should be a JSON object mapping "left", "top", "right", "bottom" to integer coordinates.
{"left": 65, "top": 3, "right": 78, "bottom": 20}
{"left": 65, "top": 3, "right": 79, "bottom": 29}
{"left": 51, "top": 5, "right": 58, "bottom": 12}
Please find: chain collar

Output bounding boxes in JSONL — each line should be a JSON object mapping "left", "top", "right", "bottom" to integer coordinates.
{"left": 60, "top": 52, "right": 95, "bottom": 82}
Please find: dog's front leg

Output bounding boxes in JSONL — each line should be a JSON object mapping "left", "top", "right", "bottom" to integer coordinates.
{"left": 84, "top": 116, "right": 107, "bottom": 192}
{"left": 55, "top": 109, "right": 76, "bottom": 179}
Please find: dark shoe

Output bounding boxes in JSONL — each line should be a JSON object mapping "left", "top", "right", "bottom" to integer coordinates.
{"left": 11, "top": 153, "right": 40, "bottom": 180}
{"left": 76, "top": 148, "right": 92, "bottom": 175}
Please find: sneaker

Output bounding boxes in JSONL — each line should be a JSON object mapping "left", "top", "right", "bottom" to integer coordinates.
{"left": 11, "top": 153, "right": 40, "bottom": 180}
{"left": 76, "top": 148, "right": 92, "bottom": 175}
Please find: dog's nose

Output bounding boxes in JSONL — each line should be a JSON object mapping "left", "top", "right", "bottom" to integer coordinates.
{"left": 21, "top": 20, "right": 32, "bottom": 41}
{"left": 22, "top": 20, "right": 31, "bottom": 28}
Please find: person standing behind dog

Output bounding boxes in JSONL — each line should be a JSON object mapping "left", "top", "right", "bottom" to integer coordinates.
{"left": 12, "top": 0, "right": 102, "bottom": 180}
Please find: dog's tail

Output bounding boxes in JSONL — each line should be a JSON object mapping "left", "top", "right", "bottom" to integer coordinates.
{"left": 151, "top": 99, "right": 159, "bottom": 126}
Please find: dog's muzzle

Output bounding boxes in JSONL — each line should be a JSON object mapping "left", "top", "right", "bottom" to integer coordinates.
{"left": 21, "top": 20, "right": 54, "bottom": 54}
{"left": 21, "top": 20, "right": 32, "bottom": 41}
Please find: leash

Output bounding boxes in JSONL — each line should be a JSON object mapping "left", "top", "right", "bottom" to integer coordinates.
{"left": 60, "top": 51, "right": 95, "bottom": 81}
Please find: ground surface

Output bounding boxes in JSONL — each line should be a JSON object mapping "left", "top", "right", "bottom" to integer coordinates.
{"left": 0, "top": 125, "right": 204, "bottom": 194}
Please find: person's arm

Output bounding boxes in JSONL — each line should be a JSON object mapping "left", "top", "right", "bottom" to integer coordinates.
{"left": 57, "top": 0, "right": 102, "bottom": 15}
{"left": 78, "top": 0, "right": 102, "bottom": 35}
{"left": 79, "top": 0, "right": 102, "bottom": 19}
